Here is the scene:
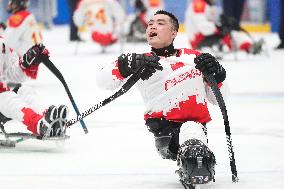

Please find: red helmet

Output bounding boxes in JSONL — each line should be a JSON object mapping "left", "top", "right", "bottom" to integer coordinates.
{"left": 7, "top": 0, "right": 29, "bottom": 13}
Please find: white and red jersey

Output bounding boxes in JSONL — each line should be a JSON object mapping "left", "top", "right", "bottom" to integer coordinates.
{"left": 0, "top": 37, "right": 43, "bottom": 134}
{"left": 185, "top": 0, "right": 219, "bottom": 48}
{"left": 73, "top": 0, "right": 125, "bottom": 45}
{"left": 0, "top": 37, "right": 39, "bottom": 92}
{"left": 185, "top": 0, "right": 252, "bottom": 50}
{"left": 3, "top": 10, "right": 42, "bottom": 56}
{"left": 96, "top": 48, "right": 227, "bottom": 123}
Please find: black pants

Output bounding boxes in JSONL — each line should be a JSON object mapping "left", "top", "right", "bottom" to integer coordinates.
{"left": 146, "top": 118, "right": 208, "bottom": 160}
{"left": 66, "top": 0, "right": 80, "bottom": 41}
{"left": 146, "top": 118, "right": 183, "bottom": 160}
{"left": 222, "top": 0, "right": 245, "bottom": 26}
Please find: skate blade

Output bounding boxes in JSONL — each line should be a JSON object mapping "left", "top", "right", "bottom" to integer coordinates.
{"left": 41, "top": 135, "right": 70, "bottom": 141}
{"left": 0, "top": 140, "right": 16, "bottom": 148}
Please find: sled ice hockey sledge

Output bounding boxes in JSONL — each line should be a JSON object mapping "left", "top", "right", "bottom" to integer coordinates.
{"left": 0, "top": 112, "right": 69, "bottom": 148}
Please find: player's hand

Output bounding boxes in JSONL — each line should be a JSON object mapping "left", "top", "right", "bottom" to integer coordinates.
{"left": 117, "top": 53, "right": 163, "bottom": 80}
{"left": 21, "top": 43, "right": 49, "bottom": 68}
{"left": 194, "top": 53, "right": 226, "bottom": 83}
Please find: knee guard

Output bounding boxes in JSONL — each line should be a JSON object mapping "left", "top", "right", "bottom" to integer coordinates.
{"left": 177, "top": 139, "right": 216, "bottom": 185}
{"left": 179, "top": 121, "right": 208, "bottom": 146}
{"left": 146, "top": 118, "right": 182, "bottom": 160}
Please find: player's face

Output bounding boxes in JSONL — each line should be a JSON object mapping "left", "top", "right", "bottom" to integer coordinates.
{"left": 146, "top": 14, "right": 177, "bottom": 49}
{"left": 6, "top": 1, "right": 17, "bottom": 13}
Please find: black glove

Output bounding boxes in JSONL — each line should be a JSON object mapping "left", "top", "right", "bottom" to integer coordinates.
{"left": 118, "top": 53, "right": 163, "bottom": 80}
{"left": 194, "top": 53, "right": 226, "bottom": 84}
{"left": 21, "top": 43, "right": 49, "bottom": 68}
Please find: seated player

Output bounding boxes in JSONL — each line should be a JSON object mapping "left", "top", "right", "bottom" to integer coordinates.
{"left": 73, "top": 0, "right": 126, "bottom": 47}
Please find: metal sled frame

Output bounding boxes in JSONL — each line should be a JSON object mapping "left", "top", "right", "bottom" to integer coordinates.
{"left": 0, "top": 112, "right": 70, "bottom": 148}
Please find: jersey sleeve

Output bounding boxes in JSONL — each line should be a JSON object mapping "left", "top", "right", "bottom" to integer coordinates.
{"left": 1, "top": 41, "right": 29, "bottom": 83}
{"left": 96, "top": 60, "right": 126, "bottom": 90}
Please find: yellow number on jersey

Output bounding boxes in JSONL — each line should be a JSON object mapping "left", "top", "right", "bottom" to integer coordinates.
{"left": 95, "top": 9, "right": 106, "bottom": 24}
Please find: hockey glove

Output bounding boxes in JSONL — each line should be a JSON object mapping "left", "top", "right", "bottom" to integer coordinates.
{"left": 118, "top": 53, "right": 163, "bottom": 80}
{"left": 194, "top": 53, "right": 226, "bottom": 84}
{"left": 21, "top": 43, "right": 49, "bottom": 68}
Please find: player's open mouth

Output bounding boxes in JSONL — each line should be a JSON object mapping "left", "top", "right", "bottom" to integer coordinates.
{"left": 149, "top": 32, "right": 158, "bottom": 37}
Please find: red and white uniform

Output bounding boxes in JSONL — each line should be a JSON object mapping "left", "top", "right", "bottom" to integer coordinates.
{"left": 185, "top": 0, "right": 252, "bottom": 51}
{"left": 140, "top": 0, "right": 164, "bottom": 21}
{"left": 0, "top": 37, "right": 43, "bottom": 134}
{"left": 73, "top": 0, "right": 125, "bottom": 46}
{"left": 3, "top": 10, "right": 42, "bottom": 56}
{"left": 96, "top": 49, "right": 227, "bottom": 124}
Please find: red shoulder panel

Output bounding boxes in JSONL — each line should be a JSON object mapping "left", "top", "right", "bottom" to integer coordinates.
{"left": 193, "top": 0, "right": 206, "bottom": 13}
{"left": 7, "top": 10, "right": 31, "bottom": 28}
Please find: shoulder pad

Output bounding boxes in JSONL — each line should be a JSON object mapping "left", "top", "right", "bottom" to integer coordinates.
{"left": 7, "top": 10, "right": 31, "bottom": 28}
{"left": 193, "top": 0, "right": 206, "bottom": 13}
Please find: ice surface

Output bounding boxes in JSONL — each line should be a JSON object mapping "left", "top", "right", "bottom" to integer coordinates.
{"left": 1, "top": 26, "right": 284, "bottom": 189}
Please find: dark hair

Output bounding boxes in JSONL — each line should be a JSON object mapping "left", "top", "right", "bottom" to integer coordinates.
{"left": 154, "top": 10, "right": 179, "bottom": 32}
{"left": 7, "top": 0, "right": 28, "bottom": 13}
{"left": 10, "top": 0, "right": 28, "bottom": 8}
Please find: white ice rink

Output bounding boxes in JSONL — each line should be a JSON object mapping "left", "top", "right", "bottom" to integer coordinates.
{"left": 1, "top": 26, "right": 284, "bottom": 189}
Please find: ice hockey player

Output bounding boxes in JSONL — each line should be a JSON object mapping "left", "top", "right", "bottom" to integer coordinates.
{"left": 126, "top": 0, "right": 164, "bottom": 42}
{"left": 2, "top": 0, "right": 42, "bottom": 57}
{"left": 0, "top": 38, "right": 68, "bottom": 138}
{"left": 96, "top": 10, "right": 227, "bottom": 188}
{"left": 185, "top": 0, "right": 263, "bottom": 55}
{"left": 73, "top": 0, "right": 125, "bottom": 47}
